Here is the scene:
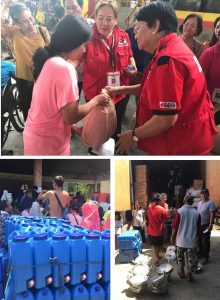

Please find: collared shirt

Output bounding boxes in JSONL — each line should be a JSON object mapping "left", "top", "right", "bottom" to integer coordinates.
{"left": 83, "top": 25, "right": 133, "bottom": 104}
{"left": 136, "top": 33, "right": 216, "bottom": 155}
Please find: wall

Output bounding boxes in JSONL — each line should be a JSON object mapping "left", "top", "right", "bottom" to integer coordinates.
{"left": 115, "top": 160, "right": 131, "bottom": 211}
{"left": 205, "top": 161, "right": 220, "bottom": 207}
{"left": 100, "top": 180, "right": 110, "bottom": 193}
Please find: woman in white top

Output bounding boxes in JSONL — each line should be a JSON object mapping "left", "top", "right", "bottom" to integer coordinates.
{"left": 132, "top": 201, "right": 146, "bottom": 244}
{"left": 68, "top": 201, "right": 82, "bottom": 226}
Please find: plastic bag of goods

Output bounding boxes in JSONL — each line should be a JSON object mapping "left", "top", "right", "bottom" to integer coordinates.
{"left": 81, "top": 99, "right": 117, "bottom": 149}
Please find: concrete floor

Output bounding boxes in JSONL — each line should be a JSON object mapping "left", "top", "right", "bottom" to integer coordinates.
{"left": 113, "top": 226, "right": 220, "bottom": 300}
{"left": 2, "top": 95, "right": 146, "bottom": 156}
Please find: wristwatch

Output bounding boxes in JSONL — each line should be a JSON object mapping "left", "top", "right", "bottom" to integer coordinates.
{"left": 132, "top": 128, "right": 139, "bottom": 142}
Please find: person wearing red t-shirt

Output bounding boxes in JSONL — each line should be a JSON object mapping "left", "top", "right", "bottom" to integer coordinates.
{"left": 106, "top": 1, "right": 216, "bottom": 155}
{"left": 83, "top": 0, "right": 137, "bottom": 143}
{"left": 147, "top": 193, "right": 167, "bottom": 265}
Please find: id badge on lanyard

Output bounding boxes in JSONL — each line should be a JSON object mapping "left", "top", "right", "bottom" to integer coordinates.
{"left": 212, "top": 88, "right": 220, "bottom": 104}
{"left": 107, "top": 71, "right": 120, "bottom": 86}
{"left": 101, "top": 35, "right": 121, "bottom": 87}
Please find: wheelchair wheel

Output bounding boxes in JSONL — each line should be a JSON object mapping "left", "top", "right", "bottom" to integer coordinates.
{"left": 8, "top": 83, "right": 25, "bottom": 132}
{"left": 1, "top": 113, "right": 11, "bottom": 149}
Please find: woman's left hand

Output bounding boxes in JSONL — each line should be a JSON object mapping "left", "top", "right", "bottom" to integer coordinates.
{"left": 116, "top": 130, "right": 136, "bottom": 154}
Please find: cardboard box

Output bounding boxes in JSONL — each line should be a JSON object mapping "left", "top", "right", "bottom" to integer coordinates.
{"left": 193, "top": 179, "right": 203, "bottom": 190}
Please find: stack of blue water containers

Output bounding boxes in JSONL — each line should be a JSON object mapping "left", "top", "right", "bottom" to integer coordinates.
{"left": 3, "top": 216, "right": 110, "bottom": 300}
{"left": 117, "top": 230, "right": 142, "bottom": 263}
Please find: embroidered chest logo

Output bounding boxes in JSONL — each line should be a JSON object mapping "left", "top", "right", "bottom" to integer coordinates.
{"left": 118, "top": 38, "right": 128, "bottom": 47}
{"left": 159, "top": 102, "right": 177, "bottom": 109}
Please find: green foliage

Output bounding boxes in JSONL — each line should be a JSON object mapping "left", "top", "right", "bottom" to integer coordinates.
{"left": 67, "top": 182, "right": 94, "bottom": 199}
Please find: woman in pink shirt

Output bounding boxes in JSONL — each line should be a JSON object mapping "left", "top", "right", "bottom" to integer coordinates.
{"left": 23, "top": 15, "right": 110, "bottom": 155}
{"left": 80, "top": 201, "right": 101, "bottom": 231}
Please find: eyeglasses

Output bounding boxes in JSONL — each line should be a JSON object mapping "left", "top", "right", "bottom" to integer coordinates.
{"left": 183, "top": 22, "right": 197, "bottom": 29}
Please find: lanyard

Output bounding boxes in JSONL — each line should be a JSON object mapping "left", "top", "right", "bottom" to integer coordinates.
{"left": 101, "top": 35, "right": 115, "bottom": 71}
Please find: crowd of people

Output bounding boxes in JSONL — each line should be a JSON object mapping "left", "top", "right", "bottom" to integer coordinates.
{"left": 0, "top": 175, "right": 110, "bottom": 248}
{"left": 116, "top": 188, "right": 216, "bottom": 282}
{"left": 1, "top": 0, "right": 219, "bottom": 155}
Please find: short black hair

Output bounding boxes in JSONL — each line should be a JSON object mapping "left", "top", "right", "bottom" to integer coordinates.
{"left": 136, "top": 0, "right": 178, "bottom": 33}
{"left": 53, "top": 175, "right": 64, "bottom": 188}
{"left": 184, "top": 195, "right": 193, "bottom": 205}
{"left": 179, "top": 14, "right": 203, "bottom": 36}
{"left": 153, "top": 193, "right": 162, "bottom": 203}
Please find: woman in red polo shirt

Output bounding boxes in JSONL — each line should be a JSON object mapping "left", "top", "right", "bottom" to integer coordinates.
{"left": 106, "top": 1, "right": 217, "bottom": 155}
{"left": 83, "top": 0, "right": 136, "bottom": 142}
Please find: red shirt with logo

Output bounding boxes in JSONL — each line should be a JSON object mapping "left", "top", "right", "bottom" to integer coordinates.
{"left": 147, "top": 204, "right": 167, "bottom": 237}
{"left": 83, "top": 25, "right": 132, "bottom": 103}
{"left": 137, "top": 33, "right": 216, "bottom": 155}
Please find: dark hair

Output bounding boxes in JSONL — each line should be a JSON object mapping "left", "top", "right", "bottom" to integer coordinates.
{"left": 70, "top": 200, "right": 80, "bottom": 212}
{"left": 9, "top": 3, "right": 29, "bottom": 23}
{"left": 179, "top": 14, "right": 203, "bottom": 36}
{"left": 201, "top": 188, "right": 210, "bottom": 196}
{"left": 184, "top": 195, "right": 193, "bottom": 205}
{"left": 77, "top": 0, "right": 84, "bottom": 8}
{"left": 53, "top": 175, "right": 64, "bottom": 188}
{"left": 32, "top": 14, "right": 92, "bottom": 80}
{"left": 153, "top": 193, "right": 162, "bottom": 203}
{"left": 136, "top": 0, "right": 178, "bottom": 33}
{"left": 0, "top": 200, "right": 10, "bottom": 211}
{"left": 210, "top": 16, "right": 220, "bottom": 46}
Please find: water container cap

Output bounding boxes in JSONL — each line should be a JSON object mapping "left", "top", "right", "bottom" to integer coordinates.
{"left": 33, "top": 233, "right": 48, "bottom": 240}
{"left": 21, "top": 223, "right": 29, "bottom": 227}
{"left": 12, "top": 235, "right": 29, "bottom": 242}
{"left": 86, "top": 233, "right": 100, "bottom": 240}
{"left": 102, "top": 233, "right": 110, "bottom": 239}
{"left": 63, "top": 224, "right": 71, "bottom": 229}
{"left": 52, "top": 233, "right": 67, "bottom": 240}
{"left": 69, "top": 232, "right": 84, "bottom": 239}
{"left": 32, "top": 218, "right": 42, "bottom": 222}
{"left": 62, "top": 220, "right": 71, "bottom": 224}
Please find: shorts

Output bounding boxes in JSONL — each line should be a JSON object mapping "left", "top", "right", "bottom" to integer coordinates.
{"left": 148, "top": 235, "right": 163, "bottom": 246}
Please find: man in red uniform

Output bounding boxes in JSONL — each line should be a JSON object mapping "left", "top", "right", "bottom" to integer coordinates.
{"left": 147, "top": 193, "right": 167, "bottom": 265}
{"left": 106, "top": 1, "right": 217, "bottom": 155}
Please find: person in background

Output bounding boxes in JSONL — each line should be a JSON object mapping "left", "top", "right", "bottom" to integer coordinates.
{"left": 21, "top": 191, "right": 33, "bottom": 216}
{"left": 147, "top": 193, "right": 167, "bottom": 265}
{"left": 115, "top": 211, "right": 122, "bottom": 234}
{"left": 37, "top": 176, "right": 70, "bottom": 217}
{"left": 132, "top": 201, "right": 146, "bottom": 245}
{"left": 160, "top": 193, "right": 169, "bottom": 211}
{"left": 23, "top": 14, "right": 110, "bottom": 155}
{"left": 1, "top": 3, "right": 50, "bottom": 120}
{"left": 54, "top": 0, "right": 65, "bottom": 20}
{"left": 19, "top": 188, "right": 33, "bottom": 212}
{"left": 103, "top": 208, "right": 110, "bottom": 230}
{"left": 1, "top": 60, "right": 15, "bottom": 89}
{"left": 81, "top": 201, "right": 101, "bottom": 231}
{"left": 68, "top": 201, "right": 82, "bottom": 226}
{"left": 199, "top": 17, "right": 220, "bottom": 125}
{"left": 64, "top": 0, "right": 95, "bottom": 97}
{"left": 83, "top": 0, "right": 137, "bottom": 145}
{"left": 179, "top": 13, "right": 205, "bottom": 58}
{"left": 106, "top": 1, "right": 216, "bottom": 155}
{"left": 171, "top": 196, "right": 201, "bottom": 281}
{"left": 35, "top": 1, "right": 46, "bottom": 26}
{"left": 0, "top": 200, "right": 13, "bottom": 249}
{"left": 197, "top": 189, "right": 216, "bottom": 265}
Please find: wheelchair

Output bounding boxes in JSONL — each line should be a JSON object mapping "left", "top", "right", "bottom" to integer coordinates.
{"left": 1, "top": 76, "right": 24, "bottom": 149}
